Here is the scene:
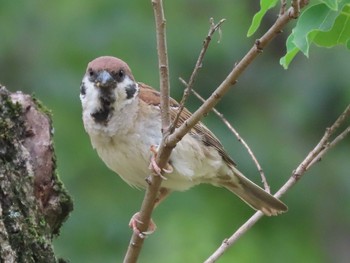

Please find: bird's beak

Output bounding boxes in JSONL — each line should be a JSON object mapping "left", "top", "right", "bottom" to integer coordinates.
{"left": 95, "top": 70, "right": 114, "bottom": 88}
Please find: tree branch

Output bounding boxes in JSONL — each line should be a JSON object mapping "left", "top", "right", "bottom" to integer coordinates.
{"left": 290, "top": 0, "right": 301, "bottom": 18}
{"left": 308, "top": 125, "right": 350, "bottom": 168}
{"left": 123, "top": 0, "right": 171, "bottom": 262}
{"left": 204, "top": 104, "right": 350, "bottom": 263}
{"left": 153, "top": 0, "right": 171, "bottom": 131}
{"left": 186, "top": 85, "right": 270, "bottom": 192}
{"left": 165, "top": 2, "right": 309, "bottom": 149}
{"left": 171, "top": 18, "right": 226, "bottom": 132}
{"left": 280, "top": 0, "right": 287, "bottom": 15}
{"left": 125, "top": 1, "right": 311, "bottom": 262}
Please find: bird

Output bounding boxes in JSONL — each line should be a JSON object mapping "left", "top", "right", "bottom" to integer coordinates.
{"left": 80, "top": 56, "right": 287, "bottom": 234}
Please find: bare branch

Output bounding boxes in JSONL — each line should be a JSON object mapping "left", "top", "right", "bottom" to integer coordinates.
{"left": 308, "top": 125, "right": 350, "bottom": 168}
{"left": 280, "top": 0, "right": 287, "bottom": 15}
{"left": 290, "top": 0, "right": 309, "bottom": 19}
{"left": 204, "top": 104, "right": 350, "bottom": 263}
{"left": 166, "top": 3, "right": 309, "bottom": 149}
{"left": 204, "top": 211, "right": 265, "bottom": 263}
{"left": 123, "top": 0, "right": 170, "bottom": 262}
{"left": 304, "top": 105, "right": 350, "bottom": 170}
{"left": 125, "top": 1, "right": 312, "bottom": 262}
{"left": 191, "top": 88, "right": 270, "bottom": 192}
{"left": 153, "top": 0, "right": 171, "bottom": 131}
{"left": 290, "top": 0, "right": 300, "bottom": 18}
{"left": 179, "top": 80, "right": 270, "bottom": 192}
{"left": 170, "top": 18, "right": 226, "bottom": 133}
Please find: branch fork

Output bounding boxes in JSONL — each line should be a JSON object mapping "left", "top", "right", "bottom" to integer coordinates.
{"left": 120, "top": 1, "right": 350, "bottom": 263}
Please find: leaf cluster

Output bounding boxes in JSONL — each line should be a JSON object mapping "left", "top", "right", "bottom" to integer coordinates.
{"left": 249, "top": 0, "right": 350, "bottom": 68}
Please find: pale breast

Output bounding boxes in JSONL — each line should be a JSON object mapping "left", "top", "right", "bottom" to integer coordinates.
{"left": 89, "top": 103, "right": 163, "bottom": 188}
{"left": 87, "top": 96, "right": 230, "bottom": 191}
{"left": 90, "top": 123, "right": 229, "bottom": 191}
{"left": 95, "top": 134, "right": 152, "bottom": 188}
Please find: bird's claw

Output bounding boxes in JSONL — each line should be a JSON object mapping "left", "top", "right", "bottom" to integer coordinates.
{"left": 129, "top": 212, "right": 156, "bottom": 239}
{"left": 149, "top": 145, "right": 173, "bottom": 179}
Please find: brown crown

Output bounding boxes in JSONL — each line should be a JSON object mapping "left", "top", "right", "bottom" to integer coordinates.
{"left": 87, "top": 56, "right": 134, "bottom": 81}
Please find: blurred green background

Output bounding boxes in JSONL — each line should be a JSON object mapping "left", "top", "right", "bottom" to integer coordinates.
{"left": 1, "top": 1, "right": 350, "bottom": 262}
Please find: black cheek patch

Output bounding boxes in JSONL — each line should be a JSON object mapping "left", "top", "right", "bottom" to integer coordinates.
{"left": 125, "top": 83, "right": 137, "bottom": 99}
{"left": 80, "top": 83, "right": 86, "bottom": 96}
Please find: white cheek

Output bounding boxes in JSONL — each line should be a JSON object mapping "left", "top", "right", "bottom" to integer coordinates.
{"left": 80, "top": 75, "right": 137, "bottom": 113}
{"left": 118, "top": 75, "right": 134, "bottom": 91}
{"left": 80, "top": 77, "right": 101, "bottom": 112}
{"left": 115, "top": 76, "right": 138, "bottom": 105}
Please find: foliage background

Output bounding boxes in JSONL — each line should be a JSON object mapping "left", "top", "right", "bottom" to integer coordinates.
{"left": 1, "top": 1, "right": 349, "bottom": 262}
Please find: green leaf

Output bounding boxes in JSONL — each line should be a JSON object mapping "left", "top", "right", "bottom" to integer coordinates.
{"left": 279, "top": 34, "right": 300, "bottom": 69}
{"left": 280, "top": 1, "right": 350, "bottom": 69}
{"left": 321, "top": 0, "right": 338, "bottom": 10}
{"left": 293, "top": 3, "right": 339, "bottom": 56}
{"left": 314, "top": 4, "right": 350, "bottom": 48}
{"left": 247, "top": 0, "right": 279, "bottom": 37}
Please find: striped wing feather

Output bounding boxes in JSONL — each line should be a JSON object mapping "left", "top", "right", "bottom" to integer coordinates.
{"left": 138, "top": 82, "right": 236, "bottom": 167}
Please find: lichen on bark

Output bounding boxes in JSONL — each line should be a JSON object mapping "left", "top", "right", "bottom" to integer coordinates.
{"left": 0, "top": 85, "right": 73, "bottom": 263}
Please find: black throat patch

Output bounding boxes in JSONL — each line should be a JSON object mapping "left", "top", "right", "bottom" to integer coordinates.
{"left": 125, "top": 83, "right": 137, "bottom": 99}
{"left": 91, "top": 88, "right": 115, "bottom": 125}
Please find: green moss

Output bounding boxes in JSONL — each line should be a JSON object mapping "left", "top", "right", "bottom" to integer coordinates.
{"left": 0, "top": 86, "right": 73, "bottom": 262}
{"left": 47, "top": 170, "right": 74, "bottom": 236}
{"left": 48, "top": 135, "right": 73, "bottom": 236}
{"left": 32, "top": 95, "right": 53, "bottom": 120}
{"left": 0, "top": 87, "right": 25, "bottom": 162}
{"left": 31, "top": 93, "right": 73, "bottom": 235}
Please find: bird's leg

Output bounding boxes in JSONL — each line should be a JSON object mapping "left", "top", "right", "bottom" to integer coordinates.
{"left": 129, "top": 188, "right": 171, "bottom": 238}
{"left": 130, "top": 144, "right": 173, "bottom": 238}
{"left": 149, "top": 145, "right": 173, "bottom": 179}
{"left": 128, "top": 212, "right": 156, "bottom": 238}
{"left": 155, "top": 187, "right": 171, "bottom": 207}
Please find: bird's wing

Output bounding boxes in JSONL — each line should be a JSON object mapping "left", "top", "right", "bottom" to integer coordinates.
{"left": 138, "top": 82, "right": 236, "bottom": 167}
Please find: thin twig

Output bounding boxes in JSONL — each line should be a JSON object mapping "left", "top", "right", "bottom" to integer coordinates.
{"left": 170, "top": 18, "right": 226, "bottom": 133}
{"left": 277, "top": 106, "right": 350, "bottom": 198}
{"left": 125, "top": 0, "right": 311, "bottom": 262}
{"left": 154, "top": 2, "right": 171, "bottom": 131}
{"left": 308, "top": 125, "right": 350, "bottom": 168}
{"left": 165, "top": 2, "right": 310, "bottom": 149}
{"left": 329, "top": 125, "right": 350, "bottom": 147}
{"left": 280, "top": 0, "right": 287, "bottom": 15}
{"left": 306, "top": 105, "right": 350, "bottom": 169}
{"left": 204, "top": 104, "right": 350, "bottom": 263}
{"left": 290, "top": 0, "right": 301, "bottom": 18}
{"left": 179, "top": 79, "right": 270, "bottom": 192}
{"left": 123, "top": 0, "right": 170, "bottom": 262}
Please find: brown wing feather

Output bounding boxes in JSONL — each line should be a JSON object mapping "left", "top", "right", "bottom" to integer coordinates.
{"left": 138, "top": 82, "right": 236, "bottom": 167}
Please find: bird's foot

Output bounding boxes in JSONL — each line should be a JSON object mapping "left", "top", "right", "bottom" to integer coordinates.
{"left": 129, "top": 212, "right": 156, "bottom": 239}
{"left": 149, "top": 145, "right": 173, "bottom": 179}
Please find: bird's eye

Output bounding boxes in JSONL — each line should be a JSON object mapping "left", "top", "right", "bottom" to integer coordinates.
{"left": 88, "top": 69, "right": 96, "bottom": 80}
{"left": 114, "top": 69, "right": 125, "bottom": 82}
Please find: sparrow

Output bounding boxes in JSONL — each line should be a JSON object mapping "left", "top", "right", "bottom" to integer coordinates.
{"left": 80, "top": 56, "right": 287, "bottom": 233}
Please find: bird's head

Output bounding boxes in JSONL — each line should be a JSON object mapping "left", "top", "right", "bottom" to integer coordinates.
{"left": 80, "top": 56, "right": 139, "bottom": 126}
{"left": 80, "top": 56, "right": 139, "bottom": 138}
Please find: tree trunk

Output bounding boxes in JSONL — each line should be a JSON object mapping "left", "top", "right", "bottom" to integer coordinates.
{"left": 0, "top": 85, "right": 73, "bottom": 263}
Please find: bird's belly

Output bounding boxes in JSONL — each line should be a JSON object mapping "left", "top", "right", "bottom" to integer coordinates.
{"left": 95, "top": 137, "right": 152, "bottom": 189}
{"left": 93, "top": 133, "right": 227, "bottom": 191}
{"left": 164, "top": 133, "right": 225, "bottom": 190}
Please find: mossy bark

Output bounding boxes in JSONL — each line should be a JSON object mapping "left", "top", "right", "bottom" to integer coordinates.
{"left": 0, "top": 86, "right": 73, "bottom": 263}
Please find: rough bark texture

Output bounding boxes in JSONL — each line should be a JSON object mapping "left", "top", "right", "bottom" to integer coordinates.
{"left": 0, "top": 85, "right": 73, "bottom": 263}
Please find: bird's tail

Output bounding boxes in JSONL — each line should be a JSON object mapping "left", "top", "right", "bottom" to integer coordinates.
{"left": 223, "top": 169, "right": 288, "bottom": 216}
